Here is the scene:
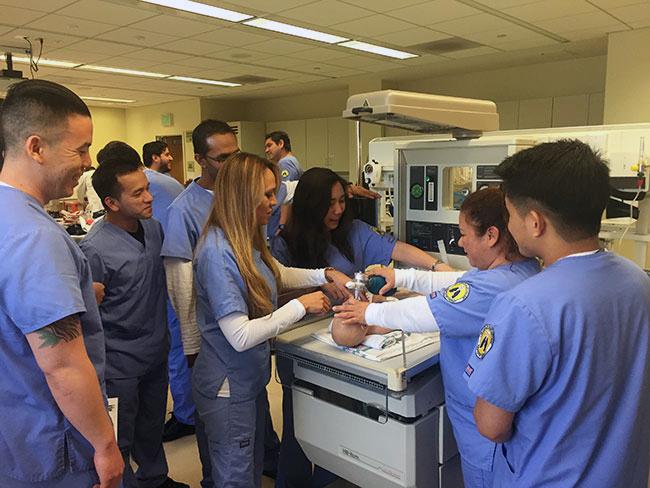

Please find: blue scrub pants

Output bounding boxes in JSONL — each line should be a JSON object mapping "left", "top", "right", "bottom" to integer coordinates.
{"left": 275, "top": 356, "right": 338, "bottom": 488}
{"left": 194, "top": 389, "right": 267, "bottom": 488}
{"left": 106, "top": 361, "right": 169, "bottom": 488}
{"left": 460, "top": 457, "right": 494, "bottom": 488}
{"left": 0, "top": 471, "right": 99, "bottom": 488}
{"left": 167, "top": 300, "right": 195, "bottom": 425}
{"left": 195, "top": 409, "right": 214, "bottom": 488}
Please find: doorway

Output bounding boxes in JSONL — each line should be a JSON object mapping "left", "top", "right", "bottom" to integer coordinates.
{"left": 157, "top": 135, "right": 185, "bottom": 185}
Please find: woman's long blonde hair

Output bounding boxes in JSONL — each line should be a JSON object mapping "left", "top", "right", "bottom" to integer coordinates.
{"left": 200, "top": 152, "right": 280, "bottom": 318}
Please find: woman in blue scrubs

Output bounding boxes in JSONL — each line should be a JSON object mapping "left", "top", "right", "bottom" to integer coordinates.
{"left": 334, "top": 188, "right": 540, "bottom": 488}
{"left": 271, "top": 167, "right": 448, "bottom": 292}
{"left": 192, "top": 153, "right": 348, "bottom": 488}
{"left": 271, "top": 167, "right": 450, "bottom": 488}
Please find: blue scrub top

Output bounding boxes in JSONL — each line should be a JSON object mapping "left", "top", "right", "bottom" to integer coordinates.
{"left": 80, "top": 218, "right": 169, "bottom": 379}
{"left": 278, "top": 155, "right": 303, "bottom": 182}
{"left": 161, "top": 179, "right": 212, "bottom": 261}
{"left": 144, "top": 168, "right": 184, "bottom": 231}
{"left": 193, "top": 227, "right": 278, "bottom": 402}
{"left": 428, "top": 259, "right": 540, "bottom": 471}
{"left": 466, "top": 251, "right": 650, "bottom": 487}
{"left": 0, "top": 185, "right": 105, "bottom": 482}
{"left": 267, "top": 182, "right": 288, "bottom": 240}
{"left": 271, "top": 219, "right": 396, "bottom": 277}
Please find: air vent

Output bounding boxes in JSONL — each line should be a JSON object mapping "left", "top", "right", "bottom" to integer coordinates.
{"left": 411, "top": 37, "right": 484, "bottom": 55}
{"left": 222, "top": 75, "right": 276, "bottom": 85}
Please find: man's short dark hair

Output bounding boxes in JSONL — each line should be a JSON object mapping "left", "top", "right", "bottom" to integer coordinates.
{"left": 0, "top": 80, "right": 90, "bottom": 156}
{"left": 142, "top": 140, "right": 168, "bottom": 167}
{"left": 265, "top": 131, "right": 291, "bottom": 152}
{"left": 192, "top": 119, "right": 235, "bottom": 157}
{"left": 97, "top": 141, "right": 142, "bottom": 167}
{"left": 497, "top": 139, "right": 610, "bottom": 241}
{"left": 92, "top": 149, "right": 143, "bottom": 209}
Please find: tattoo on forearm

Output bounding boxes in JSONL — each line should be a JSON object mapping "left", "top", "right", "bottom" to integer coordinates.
{"left": 37, "top": 315, "right": 82, "bottom": 349}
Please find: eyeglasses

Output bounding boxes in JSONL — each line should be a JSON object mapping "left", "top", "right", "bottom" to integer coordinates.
{"left": 204, "top": 148, "right": 240, "bottom": 164}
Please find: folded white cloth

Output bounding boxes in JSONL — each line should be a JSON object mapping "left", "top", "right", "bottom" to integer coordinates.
{"left": 311, "top": 326, "right": 439, "bottom": 362}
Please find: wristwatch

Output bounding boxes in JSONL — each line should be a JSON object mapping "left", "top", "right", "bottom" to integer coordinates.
{"left": 431, "top": 259, "right": 441, "bottom": 271}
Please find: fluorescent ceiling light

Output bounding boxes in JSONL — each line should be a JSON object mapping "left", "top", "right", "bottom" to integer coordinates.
{"left": 168, "top": 75, "right": 241, "bottom": 87}
{"left": 82, "top": 96, "right": 136, "bottom": 103}
{"left": 244, "top": 18, "right": 348, "bottom": 44}
{"left": 338, "top": 40, "right": 418, "bottom": 60}
{"left": 78, "top": 65, "right": 169, "bottom": 78}
{"left": 0, "top": 54, "right": 80, "bottom": 68}
{"left": 140, "top": 0, "right": 252, "bottom": 22}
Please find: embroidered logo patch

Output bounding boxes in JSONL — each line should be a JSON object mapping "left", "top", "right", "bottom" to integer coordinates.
{"left": 239, "top": 439, "right": 251, "bottom": 448}
{"left": 475, "top": 325, "right": 494, "bottom": 359}
{"left": 281, "top": 169, "right": 289, "bottom": 178}
{"left": 464, "top": 364, "right": 474, "bottom": 377}
{"left": 444, "top": 282, "right": 470, "bottom": 304}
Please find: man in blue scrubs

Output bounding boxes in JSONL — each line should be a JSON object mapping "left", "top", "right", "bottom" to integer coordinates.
{"left": 142, "top": 140, "right": 196, "bottom": 443}
{"left": 466, "top": 139, "right": 650, "bottom": 487}
{"left": 81, "top": 154, "right": 188, "bottom": 488}
{"left": 0, "top": 79, "right": 123, "bottom": 487}
{"left": 264, "top": 131, "right": 303, "bottom": 182}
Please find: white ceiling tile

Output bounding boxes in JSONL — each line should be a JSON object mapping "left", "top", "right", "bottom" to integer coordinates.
{"left": 463, "top": 25, "right": 550, "bottom": 45}
{"left": 431, "top": 13, "right": 520, "bottom": 35}
{"left": 0, "top": 28, "right": 83, "bottom": 50}
{"left": 441, "top": 45, "right": 501, "bottom": 58}
{"left": 254, "top": 55, "right": 312, "bottom": 69}
{"left": 133, "top": 14, "right": 223, "bottom": 38}
{"left": 331, "top": 14, "right": 414, "bottom": 37}
{"left": 0, "top": 6, "right": 46, "bottom": 26}
{"left": 608, "top": 3, "right": 650, "bottom": 23}
{"left": 289, "top": 46, "right": 351, "bottom": 61}
{"left": 245, "top": 38, "right": 315, "bottom": 55}
{"left": 338, "top": 0, "right": 429, "bottom": 13}
{"left": 45, "top": 47, "right": 115, "bottom": 64}
{"left": 397, "top": 53, "right": 446, "bottom": 65}
{"left": 157, "top": 38, "right": 222, "bottom": 55}
{"left": 57, "top": 0, "right": 157, "bottom": 26}
{"left": 96, "top": 27, "right": 177, "bottom": 47}
{"left": 171, "top": 56, "right": 243, "bottom": 69}
{"left": 119, "top": 48, "right": 193, "bottom": 63}
{"left": 323, "top": 53, "right": 382, "bottom": 68}
{"left": 248, "top": 66, "right": 295, "bottom": 79}
{"left": 218, "top": 48, "right": 271, "bottom": 63}
{"left": 386, "top": 0, "right": 479, "bottom": 24}
{"left": 195, "top": 27, "right": 272, "bottom": 47}
{"left": 63, "top": 39, "right": 143, "bottom": 57}
{"left": 630, "top": 19, "right": 650, "bottom": 28}
{"left": 327, "top": 67, "right": 369, "bottom": 77}
{"left": 93, "top": 56, "right": 163, "bottom": 70}
{"left": 374, "top": 27, "right": 450, "bottom": 47}
{"left": 537, "top": 12, "right": 627, "bottom": 33}
{"left": 0, "top": 25, "right": 13, "bottom": 36}
{"left": 503, "top": 0, "right": 597, "bottom": 23}
{"left": 25, "top": 14, "right": 116, "bottom": 37}
{"left": 279, "top": 0, "right": 368, "bottom": 27}
{"left": 560, "top": 25, "right": 629, "bottom": 42}
{"left": 588, "top": 0, "right": 647, "bottom": 8}
{"left": 293, "top": 73, "right": 330, "bottom": 82}
{"left": 187, "top": 68, "right": 250, "bottom": 79}
{"left": 355, "top": 60, "right": 403, "bottom": 72}
{"left": 0, "top": 0, "right": 77, "bottom": 12}
{"left": 471, "top": 0, "right": 539, "bottom": 8}
{"left": 490, "top": 37, "right": 558, "bottom": 51}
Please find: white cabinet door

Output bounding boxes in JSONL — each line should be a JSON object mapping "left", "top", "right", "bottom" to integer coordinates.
{"left": 305, "top": 118, "right": 328, "bottom": 170}
{"left": 327, "top": 117, "right": 350, "bottom": 174}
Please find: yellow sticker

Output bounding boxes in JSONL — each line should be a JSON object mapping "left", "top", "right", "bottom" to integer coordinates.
{"left": 281, "top": 169, "right": 289, "bottom": 178}
{"left": 444, "top": 282, "right": 470, "bottom": 304}
{"left": 475, "top": 325, "right": 494, "bottom": 359}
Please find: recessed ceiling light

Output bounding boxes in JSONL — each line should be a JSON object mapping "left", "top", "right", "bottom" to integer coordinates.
{"left": 82, "top": 96, "right": 136, "bottom": 103}
{"left": 244, "top": 18, "right": 348, "bottom": 44}
{"left": 338, "top": 40, "right": 418, "bottom": 60}
{"left": 168, "top": 75, "right": 241, "bottom": 87}
{"left": 140, "top": 0, "right": 252, "bottom": 22}
{"left": 78, "top": 65, "right": 169, "bottom": 78}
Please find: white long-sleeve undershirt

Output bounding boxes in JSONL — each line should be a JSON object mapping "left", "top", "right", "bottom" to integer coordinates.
{"left": 365, "top": 296, "right": 439, "bottom": 333}
{"left": 363, "top": 268, "right": 466, "bottom": 333}
{"left": 165, "top": 257, "right": 200, "bottom": 355}
{"left": 394, "top": 268, "right": 465, "bottom": 295}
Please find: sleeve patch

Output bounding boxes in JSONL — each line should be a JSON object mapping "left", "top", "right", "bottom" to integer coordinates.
{"left": 281, "top": 169, "right": 289, "bottom": 178}
{"left": 443, "top": 282, "right": 470, "bottom": 304}
{"left": 475, "top": 325, "right": 494, "bottom": 359}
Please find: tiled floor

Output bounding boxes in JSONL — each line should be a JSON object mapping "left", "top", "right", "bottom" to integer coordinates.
{"left": 163, "top": 358, "right": 357, "bottom": 488}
